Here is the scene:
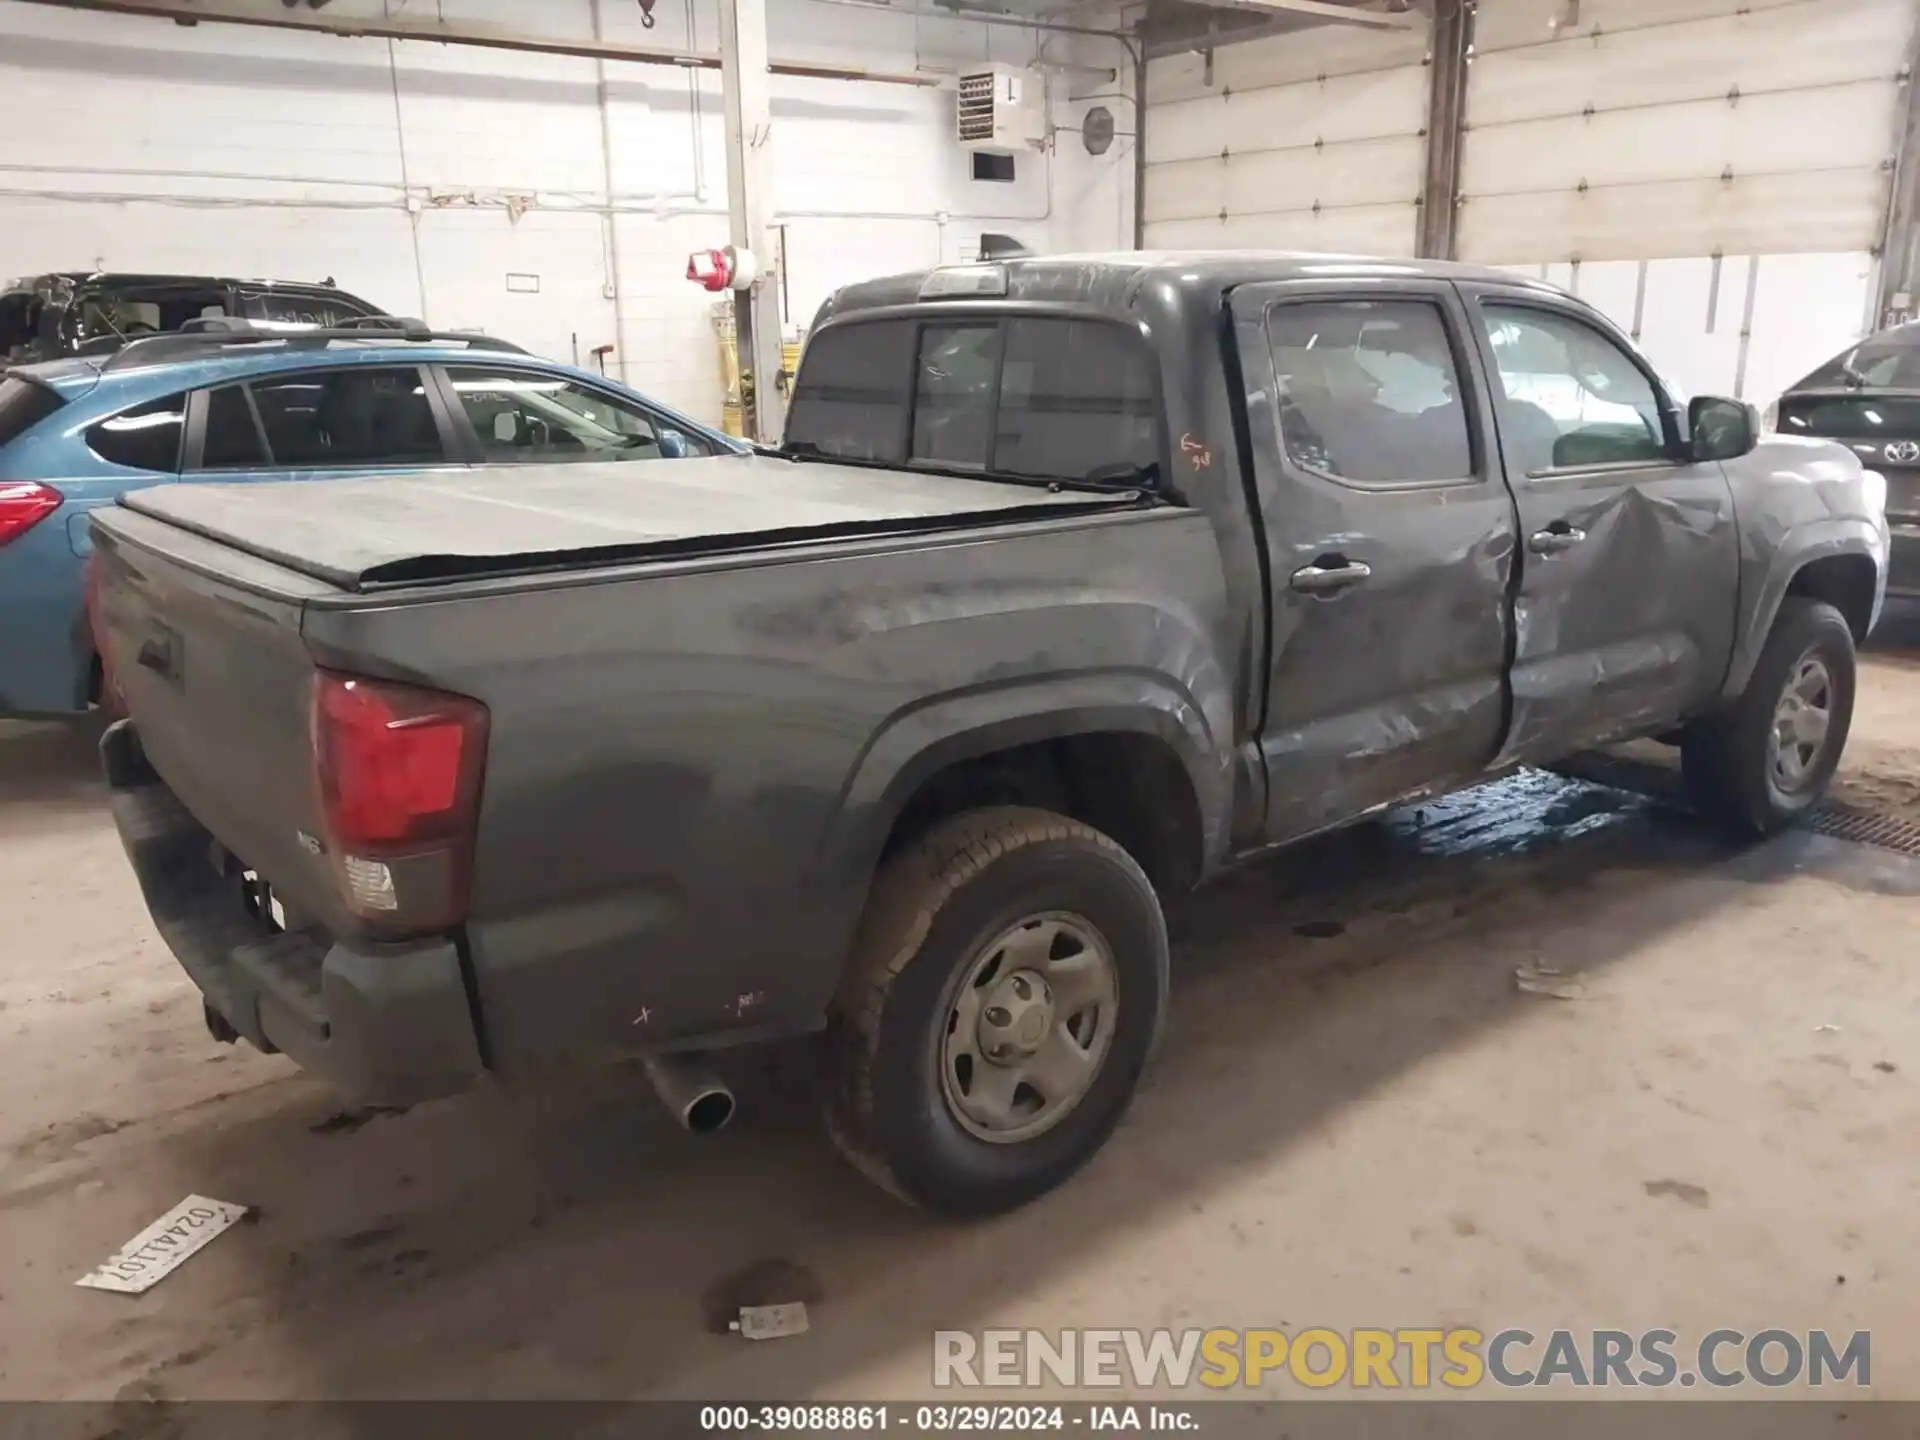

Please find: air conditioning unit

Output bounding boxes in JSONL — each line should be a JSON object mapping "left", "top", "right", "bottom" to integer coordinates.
{"left": 957, "top": 67, "right": 1046, "bottom": 154}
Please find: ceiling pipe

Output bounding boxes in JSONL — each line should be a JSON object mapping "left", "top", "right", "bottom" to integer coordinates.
{"left": 14, "top": 0, "right": 944, "bottom": 86}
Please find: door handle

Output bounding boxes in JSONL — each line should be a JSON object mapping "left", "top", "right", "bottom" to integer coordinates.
{"left": 1289, "top": 558, "right": 1373, "bottom": 595}
{"left": 1527, "top": 525, "right": 1587, "bottom": 556}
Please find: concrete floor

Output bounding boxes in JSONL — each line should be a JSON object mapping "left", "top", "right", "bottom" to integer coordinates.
{"left": 2, "top": 615, "right": 1917, "bottom": 1404}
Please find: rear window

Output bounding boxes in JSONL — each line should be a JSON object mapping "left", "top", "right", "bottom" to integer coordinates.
{"left": 1789, "top": 329, "right": 1920, "bottom": 392}
{"left": 1776, "top": 395, "right": 1920, "bottom": 441}
{"left": 0, "top": 376, "right": 65, "bottom": 447}
{"left": 786, "top": 315, "right": 1160, "bottom": 484}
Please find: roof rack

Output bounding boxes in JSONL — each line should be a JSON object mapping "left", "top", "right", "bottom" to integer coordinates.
{"left": 100, "top": 317, "right": 529, "bottom": 371}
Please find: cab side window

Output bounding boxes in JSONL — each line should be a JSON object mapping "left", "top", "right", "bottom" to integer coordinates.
{"left": 1478, "top": 305, "right": 1669, "bottom": 476}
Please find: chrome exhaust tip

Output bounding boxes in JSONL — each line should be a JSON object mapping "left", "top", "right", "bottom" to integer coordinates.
{"left": 641, "top": 1053, "right": 736, "bottom": 1134}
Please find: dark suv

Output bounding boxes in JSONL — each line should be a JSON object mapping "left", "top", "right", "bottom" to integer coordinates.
{"left": 1773, "top": 322, "right": 1920, "bottom": 597}
{"left": 0, "top": 272, "right": 385, "bottom": 369}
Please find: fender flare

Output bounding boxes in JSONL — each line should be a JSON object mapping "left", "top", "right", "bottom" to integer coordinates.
{"left": 826, "top": 668, "right": 1237, "bottom": 896}
{"left": 1721, "top": 517, "right": 1886, "bottom": 702}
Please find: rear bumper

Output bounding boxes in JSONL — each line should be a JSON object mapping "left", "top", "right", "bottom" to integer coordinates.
{"left": 1889, "top": 521, "right": 1920, "bottom": 597}
{"left": 102, "top": 719, "right": 486, "bottom": 1106}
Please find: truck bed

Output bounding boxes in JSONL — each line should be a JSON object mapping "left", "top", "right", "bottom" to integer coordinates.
{"left": 118, "top": 452, "right": 1134, "bottom": 591}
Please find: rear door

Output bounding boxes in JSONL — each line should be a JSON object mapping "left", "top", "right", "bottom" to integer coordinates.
{"left": 1455, "top": 286, "right": 1739, "bottom": 764}
{"left": 1228, "top": 277, "right": 1519, "bottom": 844}
{"left": 0, "top": 384, "right": 187, "bottom": 716}
{"left": 183, "top": 363, "right": 471, "bottom": 487}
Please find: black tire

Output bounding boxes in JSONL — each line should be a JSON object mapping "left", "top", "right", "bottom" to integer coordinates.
{"left": 820, "top": 806, "right": 1169, "bottom": 1216}
{"left": 1681, "top": 597, "right": 1856, "bottom": 837}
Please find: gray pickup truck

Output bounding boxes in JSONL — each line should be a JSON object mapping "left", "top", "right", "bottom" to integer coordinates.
{"left": 92, "top": 253, "right": 1890, "bottom": 1215}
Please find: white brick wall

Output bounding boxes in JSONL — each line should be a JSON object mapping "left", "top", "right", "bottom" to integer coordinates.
{"left": 0, "top": 0, "right": 1131, "bottom": 423}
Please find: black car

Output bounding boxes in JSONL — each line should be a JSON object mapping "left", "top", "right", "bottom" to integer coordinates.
{"left": 1773, "top": 322, "right": 1920, "bottom": 597}
{"left": 0, "top": 272, "right": 386, "bottom": 369}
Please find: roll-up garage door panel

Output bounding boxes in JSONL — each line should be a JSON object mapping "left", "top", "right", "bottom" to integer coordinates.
{"left": 1146, "top": 204, "right": 1418, "bottom": 256}
{"left": 1463, "top": 84, "right": 1900, "bottom": 194}
{"left": 1468, "top": 5, "right": 1906, "bottom": 127}
{"left": 1458, "top": 169, "right": 1889, "bottom": 264}
{"left": 1472, "top": 0, "right": 1816, "bottom": 54}
{"left": 1147, "top": 25, "right": 1426, "bottom": 105}
{"left": 1146, "top": 67, "right": 1427, "bottom": 167}
{"left": 1146, "top": 134, "right": 1424, "bottom": 225}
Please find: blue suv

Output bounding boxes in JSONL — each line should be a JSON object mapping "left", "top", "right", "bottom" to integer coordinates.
{"left": 0, "top": 323, "right": 738, "bottom": 717}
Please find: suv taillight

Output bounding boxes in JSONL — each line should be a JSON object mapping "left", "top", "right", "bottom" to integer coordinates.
{"left": 311, "top": 670, "right": 489, "bottom": 931}
{"left": 0, "top": 481, "right": 62, "bottom": 546}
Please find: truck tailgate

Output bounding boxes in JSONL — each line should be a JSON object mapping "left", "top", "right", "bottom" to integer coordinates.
{"left": 90, "top": 506, "right": 340, "bottom": 926}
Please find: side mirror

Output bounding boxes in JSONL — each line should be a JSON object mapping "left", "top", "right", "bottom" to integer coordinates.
{"left": 491, "top": 411, "right": 525, "bottom": 445}
{"left": 1690, "top": 395, "right": 1760, "bottom": 462}
{"left": 657, "top": 428, "right": 688, "bottom": 459}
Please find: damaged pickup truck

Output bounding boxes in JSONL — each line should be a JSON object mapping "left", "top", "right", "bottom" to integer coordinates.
{"left": 92, "top": 254, "right": 1890, "bottom": 1215}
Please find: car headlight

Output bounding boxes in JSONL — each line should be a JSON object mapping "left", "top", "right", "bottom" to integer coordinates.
{"left": 1862, "top": 468, "right": 1887, "bottom": 518}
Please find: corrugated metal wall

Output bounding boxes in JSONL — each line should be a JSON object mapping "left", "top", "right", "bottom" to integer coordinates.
{"left": 1461, "top": 0, "right": 1912, "bottom": 261}
{"left": 1142, "top": 22, "right": 1430, "bottom": 253}
{"left": 1142, "top": 0, "right": 1920, "bottom": 402}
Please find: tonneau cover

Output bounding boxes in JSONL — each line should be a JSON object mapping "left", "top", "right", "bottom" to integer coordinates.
{"left": 116, "top": 453, "right": 1131, "bottom": 592}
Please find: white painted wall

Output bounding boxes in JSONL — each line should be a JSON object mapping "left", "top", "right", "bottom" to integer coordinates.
{"left": 0, "top": 0, "right": 1133, "bottom": 423}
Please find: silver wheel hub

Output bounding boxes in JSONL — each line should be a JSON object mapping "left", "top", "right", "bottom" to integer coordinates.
{"left": 939, "top": 912, "right": 1119, "bottom": 1145}
{"left": 1769, "top": 653, "right": 1834, "bottom": 793}
{"left": 979, "top": 971, "right": 1055, "bottom": 1060}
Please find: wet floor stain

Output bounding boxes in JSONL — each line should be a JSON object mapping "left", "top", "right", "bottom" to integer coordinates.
{"left": 1643, "top": 1178, "right": 1711, "bottom": 1208}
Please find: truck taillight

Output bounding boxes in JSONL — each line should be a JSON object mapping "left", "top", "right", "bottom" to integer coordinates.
{"left": 0, "top": 481, "right": 62, "bottom": 546}
{"left": 85, "top": 553, "right": 124, "bottom": 713}
{"left": 311, "top": 670, "right": 489, "bottom": 930}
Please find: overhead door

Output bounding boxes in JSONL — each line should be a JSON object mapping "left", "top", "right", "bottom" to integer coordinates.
{"left": 1144, "top": 23, "right": 1430, "bottom": 254}
{"left": 1463, "top": 0, "right": 1919, "bottom": 403}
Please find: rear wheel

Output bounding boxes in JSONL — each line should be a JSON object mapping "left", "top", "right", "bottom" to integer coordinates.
{"left": 1681, "top": 597, "right": 1855, "bottom": 836}
{"left": 820, "top": 806, "right": 1168, "bottom": 1216}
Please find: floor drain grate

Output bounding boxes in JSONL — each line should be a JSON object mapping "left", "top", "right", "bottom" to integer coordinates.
{"left": 1809, "top": 802, "right": 1920, "bottom": 856}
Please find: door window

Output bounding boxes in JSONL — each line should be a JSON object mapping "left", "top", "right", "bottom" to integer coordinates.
{"left": 85, "top": 393, "right": 187, "bottom": 472}
{"left": 1478, "top": 306, "right": 1669, "bottom": 476}
{"left": 1263, "top": 300, "right": 1474, "bottom": 485}
{"left": 248, "top": 367, "right": 444, "bottom": 467}
{"left": 198, "top": 385, "right": 269, "bottom": 469}
{"left": 444, "top": 366, "right": 710, "bottom": 463}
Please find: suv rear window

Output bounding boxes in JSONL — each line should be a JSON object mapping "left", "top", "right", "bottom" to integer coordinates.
{"left": 786, "top": 316, "right": 1160, "bottom": 484}
{"left": 0, "top": 377, "right": 64, "bottom": 447}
